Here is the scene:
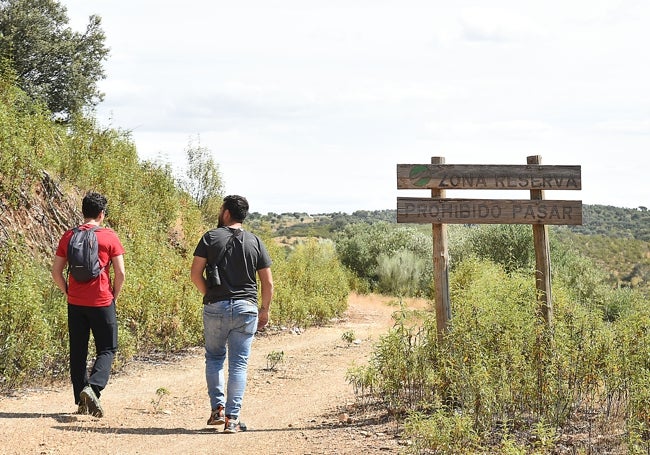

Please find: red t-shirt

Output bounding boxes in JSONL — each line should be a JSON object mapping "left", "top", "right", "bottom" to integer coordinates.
{"left": 56, "top": 224, "right": 125, "bottom": 307}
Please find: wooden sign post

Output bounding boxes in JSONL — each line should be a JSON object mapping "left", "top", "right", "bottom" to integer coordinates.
{"left": 397, "top": 156, "right": 582, "bottom": 339}
{"left": 430, "top": 157, "right": 451, "bottom": 336}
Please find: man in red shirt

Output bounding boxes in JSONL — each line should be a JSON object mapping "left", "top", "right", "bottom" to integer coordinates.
{"left": 51, "top": 192, "right": 125, "bottom": 417}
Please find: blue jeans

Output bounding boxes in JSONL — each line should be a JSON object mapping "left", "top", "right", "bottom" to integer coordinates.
{"left": 203, "top": 299, "right": 258, "bottom": 418}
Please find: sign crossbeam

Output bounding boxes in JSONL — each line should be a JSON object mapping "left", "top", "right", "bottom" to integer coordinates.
{"left": 397, "top": 164, "right": 581, "bottom": 190}
{"left": 397, "top": 197, "right": 582, "bottom": 225}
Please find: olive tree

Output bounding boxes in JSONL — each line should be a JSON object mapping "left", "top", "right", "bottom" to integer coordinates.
{"left": 0, "top": 0, "right": 109, "bottom": 121}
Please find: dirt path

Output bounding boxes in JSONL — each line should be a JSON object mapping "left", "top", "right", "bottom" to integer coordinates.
{"left": 0, "top": 294, "right": 425, "bottom": 455}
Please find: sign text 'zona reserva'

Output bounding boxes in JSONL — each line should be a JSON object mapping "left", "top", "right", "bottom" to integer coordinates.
{"left": 430, "top": 174, "right": 579, "bottom": 190}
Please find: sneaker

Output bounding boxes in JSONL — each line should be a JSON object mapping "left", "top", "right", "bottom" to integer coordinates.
{"left": 80, "top": 385, "right": 104, "bottom": 418}
{"left": 223, "top": 416, "right": 247, "bottom": 433}
{"left": 207, "top": 405, "right": 225, "bottom": 425}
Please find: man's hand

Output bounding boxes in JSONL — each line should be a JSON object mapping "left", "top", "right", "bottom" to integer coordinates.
{"left": 257, "top": 307, "right": 270, "bottom": 332}
{"left": 257, "top": 267, "right": 273, "bottom": 332}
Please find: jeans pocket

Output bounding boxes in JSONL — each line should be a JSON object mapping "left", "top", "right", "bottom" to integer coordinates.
{"left": 236, "top": 303, "right": 258, "bottom": 335}
{"left": 203, "top": 305, "right": 225, "bottom": 329}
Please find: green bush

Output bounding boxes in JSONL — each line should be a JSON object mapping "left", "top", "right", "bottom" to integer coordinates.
{"left": 335, "top": 222, "right": 432, "bottom": 296}
{"left": 0, "top": 71, "right": 59, "bottom": 200}
{"left": 272, "top": 239, "right": 349, "bottom": 327}
{"left": 449, "top": 224, "right": 534, "bottom": 272}
{"left": 376, "top": 249, "right": 425, "bottom": 296}
{"left": 403, "top": 410, "right": 480, "bottom": 454}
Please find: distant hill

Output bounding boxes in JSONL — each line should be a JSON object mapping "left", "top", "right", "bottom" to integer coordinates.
{"left": 566, "top": 204, "right": 650, "bottom": 241}
{"left": 249, "top": 204, "right": 650, "bottom": 243}
{"left": 248, "top": 204, "right": 650, "bottom": 296}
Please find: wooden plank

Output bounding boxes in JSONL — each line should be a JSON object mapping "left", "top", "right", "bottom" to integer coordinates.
{"left": 397, "top": 164, "right": 581, "bottom": 190}
{"left": 397, "top": 198, "right": 582, "bottom": 225}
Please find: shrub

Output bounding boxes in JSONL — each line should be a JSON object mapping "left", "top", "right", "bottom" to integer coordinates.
{"left": 449, "top": 224, "right": 534, "bottom": 272}
{"left": 272, "top": 239, "right": 349, "bottom": 327}
{"left": 0, "top": 240, "right": 67, "bottom": 387}
{"left": 403, "top": 410, "right": 480, "bottom": 454}
{"left": 335, "top": 222, "right": 432, "bottom": 296}
{"left": 348, "top": 256, "right": 648, "bottom": 452}
{"left": 376, "top": 249, "right": 425, "bottom": 296}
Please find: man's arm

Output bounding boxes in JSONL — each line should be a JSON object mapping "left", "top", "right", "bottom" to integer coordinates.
{"left": 191, "top": 256, "right": 208, "bottom": 296}
{"left": 51, "top": 255, "right": 68, "bottom": 296}
{"left": 111, "top": 254, "right": 125, "bottom": 302}
{"left": 257, "top": 267, "right": 274, "bottom": 331}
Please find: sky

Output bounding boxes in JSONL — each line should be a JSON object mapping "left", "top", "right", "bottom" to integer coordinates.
{"left": 63, "top": 0, "right": 649, "bottom": 215}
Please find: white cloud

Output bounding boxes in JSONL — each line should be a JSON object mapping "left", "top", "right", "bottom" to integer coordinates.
{"left": 458, "top": 7, "right": 547, "bottom": 43}
{"left": 63, "top": 0, "right": 650, "bottom": 213}
{"left": 595, "top": 119, "right": 650, "bottom": 135}
{"left": 426, "top": 120, "right": 552, "bottom": 138}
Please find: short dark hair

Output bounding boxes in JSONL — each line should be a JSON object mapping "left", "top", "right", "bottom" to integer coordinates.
{"left": 82, "top": 192, "right": 108, "bottom": 219}
{"left": 223, "top": 195, "right": 249, "bottom": 222}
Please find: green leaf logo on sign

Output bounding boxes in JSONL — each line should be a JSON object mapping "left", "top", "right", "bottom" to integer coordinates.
{"left": 409, "top": 165, "right": 430, "bottom": 187}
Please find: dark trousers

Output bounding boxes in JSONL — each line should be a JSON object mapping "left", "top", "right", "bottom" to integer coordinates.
{"left": 68, "top": 301, "right": 118, "bottom": 404}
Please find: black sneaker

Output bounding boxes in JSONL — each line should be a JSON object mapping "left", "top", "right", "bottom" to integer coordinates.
{"left": 80, "top": 385, "right": 104, "bottom": 418}
{"left": 207, "top": 405, "right": 225, "bottom": 425}
{"left": 223, "top": 416, "right": 247, "bottom": 433}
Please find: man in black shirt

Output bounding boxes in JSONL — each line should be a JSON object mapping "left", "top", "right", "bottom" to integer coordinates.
{"left": 191, "top": 195, "right": 274, "bottom": 433}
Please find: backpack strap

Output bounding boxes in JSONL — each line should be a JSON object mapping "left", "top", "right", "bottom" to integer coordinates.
{"left": 210, "top": 232, "right": 236, "bottom": 268}
{"left": 207, "top": 228, "right": 244, "bottom": 270}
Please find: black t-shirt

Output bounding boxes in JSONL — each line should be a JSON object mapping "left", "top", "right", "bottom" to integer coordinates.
{"left": 193, "top": 227, "right": 272, "bottom": 305}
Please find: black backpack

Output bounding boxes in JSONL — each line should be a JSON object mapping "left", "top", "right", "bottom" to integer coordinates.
{"left": 67, "top": 226, "right": 104, "bottom": 282}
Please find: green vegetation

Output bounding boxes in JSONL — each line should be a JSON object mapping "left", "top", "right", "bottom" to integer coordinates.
{"left": 253, "top": 204, "right": 650, "bottom": 297}
{"left": 574, "top": 204, "right": 650, "bottom": 241}
{"left": 554, "top": 228, "right": 650, "bottom": 294}
{"left": 271, "top": 239, "right": 349, "bottom": 327}
{"left": 265, "top": 350, "right": 284, "bottom": 371}
{"left": 0, "top": 0, "right": 109, "bottom": 121}
{"left": 346, "top": 237, "right": 648, "bottom": 452}
{"left": 329, "top": 220, "right": 647, "bottom": 451}
{"left": 150, "top": 387, "right": 170, "bottom": 414}
{"left": 341, "top": 330, "right": 356, "bottom": 345}
{"left": 251, "top": 204, "right": 650, "bottom": 243}
{"left": 0, "top": 67, "right": 350, "bottom": 389}
{"left": 335, "top": 222, "right": 432, "bottom": 297}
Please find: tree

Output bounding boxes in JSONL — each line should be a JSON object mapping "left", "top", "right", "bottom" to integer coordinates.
{"left": 0, "top": 0, "right": 109, "bottom": 121}
{"left": 181, "top": 136, "right": 224, "bottom": 225}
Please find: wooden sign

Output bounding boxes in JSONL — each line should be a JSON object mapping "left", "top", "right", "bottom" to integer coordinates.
{"left": 397, "top": 198, "right": 582, "bottom": 225}
{"left": 397, "top": 164, "right": 581, "bottom": 190}
{"left": 397, "top": 156, "right": 582, "bottom": 336}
